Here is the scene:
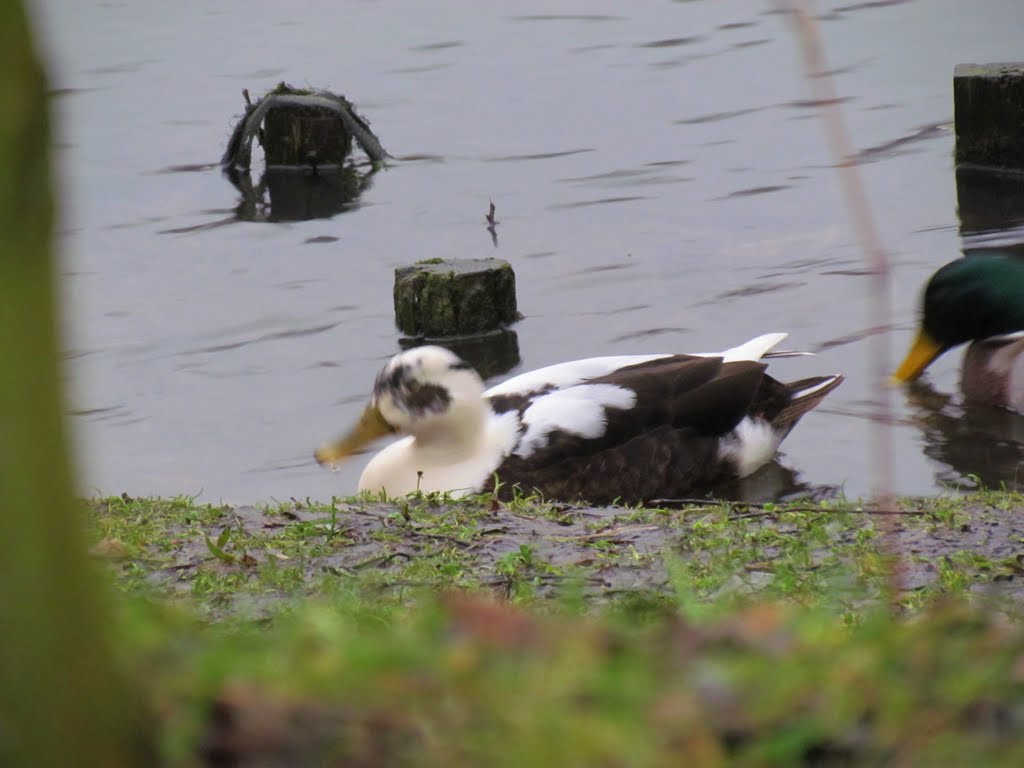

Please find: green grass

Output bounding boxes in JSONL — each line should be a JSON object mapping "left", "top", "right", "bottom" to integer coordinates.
{"left": 86, "top": 490, "right": 1024, "bottom": 617}
{"left": 85, "top": 490, "right": 1024, "bottom": 764}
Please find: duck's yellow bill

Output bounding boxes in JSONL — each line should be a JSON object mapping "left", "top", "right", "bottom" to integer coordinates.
{"left": 315, "top": 403, "right": 394, "bottom": 466}
{"left": 892, "top": 330, "right": 943, "bottom": 383}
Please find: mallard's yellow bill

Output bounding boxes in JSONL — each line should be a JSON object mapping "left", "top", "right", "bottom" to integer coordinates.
{"left": 315, "top": 403, "right": 393, "bottom": 466}
{"left": 892, "top": 330, "right": 943, "bottom": 383}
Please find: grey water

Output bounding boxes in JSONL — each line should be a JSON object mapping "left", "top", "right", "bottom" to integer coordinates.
{"left": 31, "top": 0, "right": 1024, "bottom": 504}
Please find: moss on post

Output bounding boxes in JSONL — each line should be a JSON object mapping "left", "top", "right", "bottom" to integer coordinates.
{"left": 954, "top": 63, "right": 1024, "bottom": 169}
{"left": 394, "top": 258, "right": 520, "bottom": 337}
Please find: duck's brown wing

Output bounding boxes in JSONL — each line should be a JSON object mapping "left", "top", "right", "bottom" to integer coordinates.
{"left": 487, "top": 355, "right": 768, "bottom": 463}
{"left": 481, "top": 356, "right": 773, "bottom": 504}
{"left": 484, "top": 423, "right": 728, "bottom": 506}
{"left": 482, "top": 356, "right": 843, "bottom": 505}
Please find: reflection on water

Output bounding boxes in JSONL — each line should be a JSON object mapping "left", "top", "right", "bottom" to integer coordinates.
{"left": 956, "top": 165, "right": 1024, "bottom": 253}
{"left": 715, "top": 461, "right": 839, "bottom": 504}
{"left": 399, "top": 329, "right": 521, "bottom": 382}
{"left": 903, "top": 380, "right": 1024, "bottom": 490}
{"left": 897, "top": 161, "right": 1024, "bottom": 490}
{"left": 234, "top": 166, "right": 374, "bottom": 223}
{"left": 653, "top": 461, "right": 839, "bottom": 506}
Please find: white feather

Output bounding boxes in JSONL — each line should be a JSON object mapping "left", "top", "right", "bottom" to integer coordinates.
{"left": 358, "top": 411, "right": 520, "bottom": 498}
{"left": 485, "top": 354, "right": 670, "bottom": 397}
{"left": 717, "top": 417, "right": 784, "bottom": 477}
{"left": 514, "top": 383, "right": 636, "bottom": 458}
{"left": 710, "top": 332, "right": 788, "bottom": 363}
{"left": 790, "top": 375, "right": 842, "bottom": 399}
{"left": 485, "top": 333, "right": 788, "bottom": 398}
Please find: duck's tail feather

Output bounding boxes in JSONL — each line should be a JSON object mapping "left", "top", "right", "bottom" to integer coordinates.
{"left": 772, "top": 374, "right": 844, "bottom": 429}
{"left": 720, "top": 332, "right": 788, "bottom": 363}
{"left": 761, "top": 349, "right": 816, "bottom": 359}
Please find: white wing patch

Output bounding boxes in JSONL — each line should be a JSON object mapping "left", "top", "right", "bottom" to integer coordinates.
{"left": 486, "top": 355, "right": 669, "bottom": 398}
{"left": 514, "top": 383, "right": 637, "bottom": 458}
{"left": 486, "top": 333, "right": 789, "bottom": 399}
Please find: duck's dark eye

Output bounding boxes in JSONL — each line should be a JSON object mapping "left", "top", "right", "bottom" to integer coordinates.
{"left": 403, "top": 381, "right": 451, "bottom": 415}
{"left": 375, "top": 364, "right": 410, "bottom": 394}
{"left": 372, "top": 358, "right": 455, "bottom": 417}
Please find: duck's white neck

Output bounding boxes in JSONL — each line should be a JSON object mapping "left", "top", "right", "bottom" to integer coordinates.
{"left": 409, "top": 398, "right": 491, "bottom": 460}
{"left": 358, "top": 399, "right": 518, "bottom": 498}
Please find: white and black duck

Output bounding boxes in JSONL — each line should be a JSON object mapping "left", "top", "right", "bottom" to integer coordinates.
{"left": 315, "top": 333, "right": 843, "bottom": 505}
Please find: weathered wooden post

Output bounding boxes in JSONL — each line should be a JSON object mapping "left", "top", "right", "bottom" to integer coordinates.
{"left": 953, "top": 63, "right": 1024, "bottom": 169}
{"left": 393, "top": 257, "right": 522, "bottom": 378}
{"left": 954, "top": 63, "right": 1024, "bottom": 254}
{"left": 222, "top": 83, "right": 388, "bottom": 172}
{"left": 221, "top": 83, "right": 387, "bottom": 222}
{"left": 394, "top": 258, "right": 520, "bottom": 338}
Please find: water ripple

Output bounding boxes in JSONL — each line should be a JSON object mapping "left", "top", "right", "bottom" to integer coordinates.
{"left": 834, "top": 0, "right": 913, "bottom": 12}
{"left": 635, "top": 36, "right": 704, "bottom": 48}
{"left": 548, "top": 195, "right": 650, "bottom": 210}
{"left": 675, "top": 106, "right": 765, "bottom": 125}
{"left": 183, "top": 321, "right": 341, "bottom": 356}
{"left": 854, "top": 121, "right": 949, "bottom": 163}
{"left": 483, "top": 148, "right": 595, "bottom": 162}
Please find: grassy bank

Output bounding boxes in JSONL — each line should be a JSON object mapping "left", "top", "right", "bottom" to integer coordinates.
{"left": 86, "top": 491, "right": 1024, "bottom": 765}
{"left": 88, "top": 490, "right": 1024, "bottom": 617}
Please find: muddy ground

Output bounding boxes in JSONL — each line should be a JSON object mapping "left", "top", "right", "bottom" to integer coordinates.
{"left": 95, "top": 495, "right": 1024, "bottom": 612}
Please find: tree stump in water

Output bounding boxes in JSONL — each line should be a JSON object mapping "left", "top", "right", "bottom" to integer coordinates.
{"left": 263, "top": 106, "right": 352, "bottom": 167}
{"left": 394, "top": 258, "right": 520, "bottom": 337}
{"left": 954, "top": 63, "right": 1024, "bottom": 169}
{"left": 221, "top": 83, "right": 388, "bottom": 172}
{"left": 220, "top": 83, "right": 387, "bottom": 222}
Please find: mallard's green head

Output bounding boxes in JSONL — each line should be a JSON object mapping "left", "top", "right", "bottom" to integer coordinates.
{"left": 894, "top": 253, "right": 1024, "bottom": 382}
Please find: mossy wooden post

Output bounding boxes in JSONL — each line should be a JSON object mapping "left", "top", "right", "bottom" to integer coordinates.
{"left": 0, "top": 5, "right": 146, "bottom": 766}
{"left": 394, "top": 258, "right": 520, "bottom": 337}
{"left": 954, "top": 63, "right": 1024, "bottom": 168}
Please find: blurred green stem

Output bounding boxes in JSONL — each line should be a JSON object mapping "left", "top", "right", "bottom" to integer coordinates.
{"left": 0, "top": 4, "right": 144, "bottom": 766}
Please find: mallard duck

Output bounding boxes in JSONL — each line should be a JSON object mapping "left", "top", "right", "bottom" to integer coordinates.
{"left": 893, "top": 253, "right": 1024, "bottom": 411}
{"left": 314, "top": 334, "right": 842, "bottom": 505}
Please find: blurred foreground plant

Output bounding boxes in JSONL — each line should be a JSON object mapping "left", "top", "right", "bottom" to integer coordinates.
{"left": 0, "top": 3, "right": 147, "bottom": 765}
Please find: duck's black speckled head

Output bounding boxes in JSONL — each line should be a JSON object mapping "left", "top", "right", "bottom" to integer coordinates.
{"left": 315, "top": 346, "right": 486, "bottom": 467}
{"left": 373, "top": 346, "right": 481, "bottom": 427}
